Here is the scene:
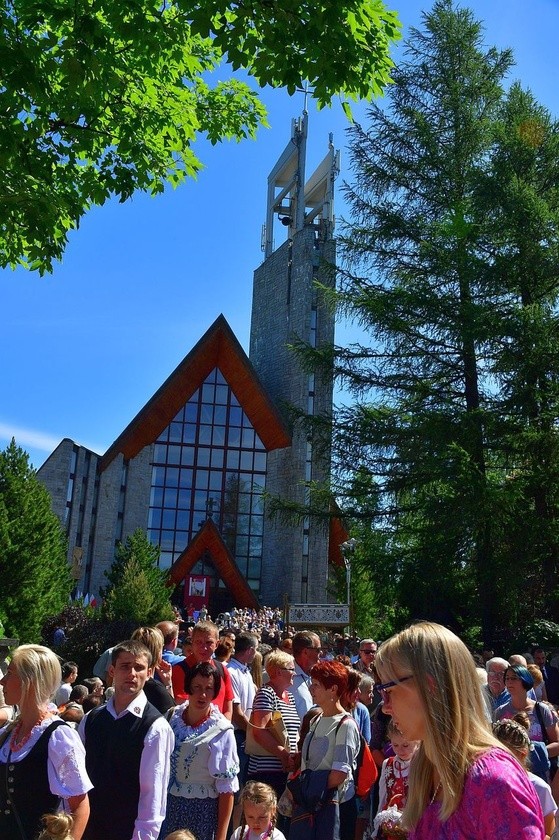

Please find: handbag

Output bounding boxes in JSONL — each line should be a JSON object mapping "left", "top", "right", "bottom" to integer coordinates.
{"left": 355, "top": 735, "right": 378, "bottom": 797}
{"left": 288, "top": 768, "right": 333, "bottom": 812}
{"left": 245, "top": 689, "right": 289, "bottom": 756}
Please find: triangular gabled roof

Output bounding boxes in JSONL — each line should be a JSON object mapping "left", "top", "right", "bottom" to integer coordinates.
{"left": 167, "top": 519, "right": 260, "bottom": 608}
{"left": 99, "top": 315, "right": 291, "bottom": 472}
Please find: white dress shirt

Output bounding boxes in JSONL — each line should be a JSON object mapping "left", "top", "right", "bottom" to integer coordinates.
{"left": 227, "top": 658, "right": 256, "bottom": 723}
{"left": 291, "top": 662, "right": 314, "bottom": 720}
{"left": 78, "top": 691, "right": 174, "bottom": 840}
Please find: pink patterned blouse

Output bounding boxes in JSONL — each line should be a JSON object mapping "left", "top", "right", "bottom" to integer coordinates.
{"left": 409, "top": 748, "right": 545, "bottom": 840}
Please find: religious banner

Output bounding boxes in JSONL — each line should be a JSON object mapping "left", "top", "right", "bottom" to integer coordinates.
{"left": 185, "top": 575, "right": 211, "bottom": 611}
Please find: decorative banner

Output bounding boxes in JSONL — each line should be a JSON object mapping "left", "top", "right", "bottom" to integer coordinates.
{"left": 288, "top": 604, "right": 350, "bottom": 626}
{"left": 185, "top": 575, "right": 211, "bottom": 610}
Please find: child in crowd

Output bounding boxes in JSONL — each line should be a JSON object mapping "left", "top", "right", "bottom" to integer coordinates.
{"left": 164, "top": 832, "right": 197, "bottom": 840}
{"left": 373, "top": 721, "right": 420, "bottom": 838}
{"left": 38, "top": 813, "right": 74, "bottom": 840}
{"left": 230, "top": 781, "right": 287, "bottom": 840}
{"left": 493, "top": 718, "right": 556, "bottom": 840}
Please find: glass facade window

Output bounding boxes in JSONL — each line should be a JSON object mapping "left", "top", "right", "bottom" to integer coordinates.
{"left": 148, "top": 367, "right": 267, "bottom": 591}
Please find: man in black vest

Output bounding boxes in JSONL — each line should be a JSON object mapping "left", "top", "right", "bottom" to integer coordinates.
{"left": 79, "top": 640, "right": 174, "bottom": 840}
{"left": 534, "top": 647, "right": 559, "bottom": 705}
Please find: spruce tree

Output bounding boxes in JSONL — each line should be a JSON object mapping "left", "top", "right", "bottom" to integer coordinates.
{"left": 102, "top": 557, "right": 158, "bottom": 625}
{"left": 478, "top": 83, "right": 559, "bottom": 621}
{"left": 101, "top": 529, "right": 174, "bottom": 624}
{"left": 326, "top": 0, "right": 514, "bottom": 640}
{"left": 320, "top": 2, "right": 559, "bottom": 642}
{"left": 0, "top": 439, "right": 71, "bottom": 642}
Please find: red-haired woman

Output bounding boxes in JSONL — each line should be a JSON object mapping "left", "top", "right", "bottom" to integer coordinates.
{"left": 290, "top": 661, "right": 361, "bottom": 840}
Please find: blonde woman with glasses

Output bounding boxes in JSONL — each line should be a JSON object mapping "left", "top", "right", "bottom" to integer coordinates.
{"left": 375, "top": 622, "right": 545, "bottom": 839}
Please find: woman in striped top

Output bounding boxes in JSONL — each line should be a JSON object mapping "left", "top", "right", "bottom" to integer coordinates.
{"left": 246, "top": 650, "right": 301, "bottom": 803}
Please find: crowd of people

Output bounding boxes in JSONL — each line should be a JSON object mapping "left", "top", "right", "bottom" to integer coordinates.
{"left": 1, "top": 612, "right": 558, "bottom": 840}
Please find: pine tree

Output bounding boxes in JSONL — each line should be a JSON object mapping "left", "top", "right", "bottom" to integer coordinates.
{"left": 478, "top": 83, "right": 559, "bottom": 621}
{"left": 101, "top": 529, "right": 174, "bottom": 624}
{"left": 0, "top": 439, "right": 71, "bottom": 642}
{"left": 324, "top": 0, "right": 515, "bottom": 641}
{"left": 320, "top": 2, "right": 559, "bottom": 642}
{"left": 103, "top": 556, "right": 158, "bottom": 624}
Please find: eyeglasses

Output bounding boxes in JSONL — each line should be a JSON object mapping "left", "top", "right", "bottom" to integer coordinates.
{"left": 281, "top": 667, "right": 296, "bottom": 672}
{"left": 360, "top": 649, "right": 377, "bottom": 655}
{"left": 377, "top": 675, "right": 413, "bottom": 701}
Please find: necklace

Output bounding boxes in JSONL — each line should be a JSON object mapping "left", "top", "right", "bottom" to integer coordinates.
{"left": 182, "top": 706, "right": 211, "bottom": 728}
{"left": 429, "top": 781, "right": 441, "bottom": 806}
{"left": 10, "top": 711, "right": 52, "bottom": 752}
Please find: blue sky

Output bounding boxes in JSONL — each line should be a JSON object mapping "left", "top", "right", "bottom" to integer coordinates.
{"left": 2, "top": 0, "right": 558, "bottom": 469}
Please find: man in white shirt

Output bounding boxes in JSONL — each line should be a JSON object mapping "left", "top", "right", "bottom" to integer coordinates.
{"left": 54, "top": 661, "right": 79, "bottom": 706}
{"left": 291, "top": 631, "right": 322, "bottom": 720}
{"left": 227, "top": 631, "right": 257, "bottom": 828}
{"left": 79, "top": 640, "right": 174, "bottom": 840}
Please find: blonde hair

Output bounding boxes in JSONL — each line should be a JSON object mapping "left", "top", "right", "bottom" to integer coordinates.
{"left": 163, "top": 832, "right": 196, "bottom": 840}
{"left": 387, "top": 719, "right": 404, "bottom": 739}
{"left": 131, "top": 627, "right": 164, "bottom": 667}
{"left": 240, "top": 781, "right": 277, "bottom": 830}
{"left": 512, "top": 711, "right": 531, "bottom": 731}
{"left": 527, "top": 664, "right": 544, "bottom": 687}
{"left": 264, "top": 650, "right": 294, "bottom": 679}
{"left": 37, "top": 813, "right": 73, "bottom": 840}
{"left": 192, "top": 620, "right": 219, "bottom": 640}
{"left": 493, "top": 719, "right": 530, "bottom": 767}
{"left": 375, "top": 622, "right": 502, "bottom": 826}
{"left": 12, "top": 644, "right": 61, "bottom": 709}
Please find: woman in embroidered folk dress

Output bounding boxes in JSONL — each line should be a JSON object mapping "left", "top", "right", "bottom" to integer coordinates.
{"left": 0, "top": 644, "right": 92, "bottom": 840}
{"left": 375, "top": 622, "right": 545, "bottom": 840}
{"left": 161, "top": 661, "right": 240, "bottom": 840}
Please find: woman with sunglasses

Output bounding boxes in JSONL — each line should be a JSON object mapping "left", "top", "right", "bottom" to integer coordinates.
{"left": 375, "top": 622, "right": 544, "bottom": 839}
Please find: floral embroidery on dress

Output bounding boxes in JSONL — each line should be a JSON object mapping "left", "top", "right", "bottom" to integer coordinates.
{"left": 167, "top": 703, "right": 239, "bottom": 799}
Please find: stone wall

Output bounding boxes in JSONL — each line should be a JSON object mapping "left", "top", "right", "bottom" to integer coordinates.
{"left": 250, "top": 226, "right": 335, "bottom": 605}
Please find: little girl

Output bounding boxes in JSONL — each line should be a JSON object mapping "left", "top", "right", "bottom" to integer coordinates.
{"left": 38, "top": 814, "right": 74, "bottom": 840}
{"left": 373, "top": 721, "right": 420, "bottom": 838}
{"left": 493, "top": 719, "right": 556, "bottom": 840}
{"left": 229, "top": 781, "right": 287, "bottom": 840}
{"left": 164, "top": 832, "right": 197, "bottom": 840}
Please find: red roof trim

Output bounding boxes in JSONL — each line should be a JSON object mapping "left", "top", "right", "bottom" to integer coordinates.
{"left": 329, "top": 505, "right": 349, "bottom": 568}
{"left": 99, "top": 315, "right": 290, "bottom": 472}
{"left": 167, "top": 519, "right": 260, "bottom": 609}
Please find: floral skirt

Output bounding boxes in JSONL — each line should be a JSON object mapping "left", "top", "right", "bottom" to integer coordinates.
{"left": 160, "top": 794, "right": 218, "bottom": 840}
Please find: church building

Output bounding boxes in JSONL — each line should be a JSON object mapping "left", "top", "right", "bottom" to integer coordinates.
{"left": 38, "top": 114, "right": 342, "bottom": 614}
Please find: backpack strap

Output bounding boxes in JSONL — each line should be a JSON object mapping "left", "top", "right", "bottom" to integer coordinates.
{"left": 535, "top": 702, "right": 550, "bottom": 745}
